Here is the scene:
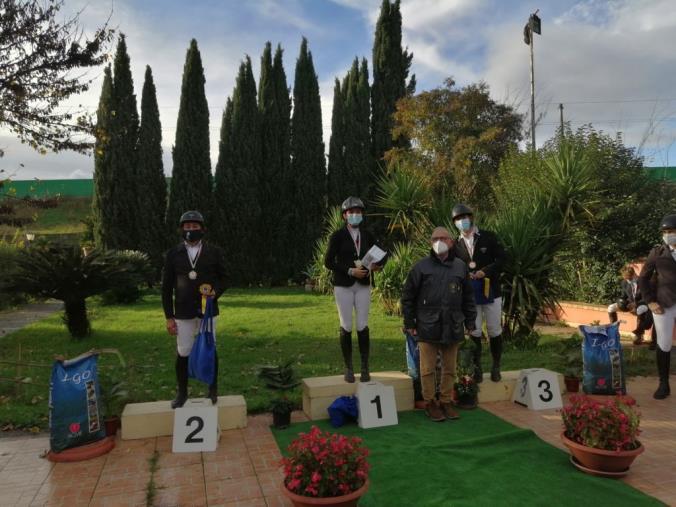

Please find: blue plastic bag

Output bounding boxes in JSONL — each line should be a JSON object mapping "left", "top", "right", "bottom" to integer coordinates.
{"left": 49, "top": 352, "right": 105, "bottom": 452}
{"left": 328, "top": 396, "right": 358, "bottom": 427}
{"left": 188, "top": 298, "right": 216, "bottom": 385}
{"left": 580, "top": 322, "right": 626, "bottom": 395}
{"left": 405, "top": 330, "right": 420, "bottom": 380}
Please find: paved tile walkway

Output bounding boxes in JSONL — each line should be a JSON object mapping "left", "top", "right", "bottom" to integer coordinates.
{"left": 1, "top": 376, "right": 674, "bottom": 506}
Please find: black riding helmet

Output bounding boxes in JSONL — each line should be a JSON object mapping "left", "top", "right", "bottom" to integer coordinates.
{"left": 659, "top": 213, "right": 676, "bottom": 230}
{"left": 179, "top": 210, "right": 205, "bottom": 227}
{"left": 341, "top": 196, "right": 365, "bottom": 212}
{"left": 452, "top": 203, "right": 473, "bottom": 221}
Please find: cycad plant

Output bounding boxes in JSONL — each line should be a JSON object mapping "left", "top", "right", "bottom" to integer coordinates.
{"left": 307, "top": 206, "right": 344, "bottom": 295}
{"left": 11, "top": 246, "right": 146, "bottom": 338}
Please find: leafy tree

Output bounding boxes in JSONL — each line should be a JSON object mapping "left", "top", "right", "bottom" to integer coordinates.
{"left": 388, "top": 79, "right": 522, "bottom": 207}
{"left": 92, "top": 66, "right": 114, "bottom": 248}
{"left": 166, "top": 39, "right": 212, "bottom": 232}
{"left": 136, "top": 65, "right": 167, "bottom": 271}
{"left": 0, "top": 0, "right": 114, "bottom": 154}
{"left": 289, "top": 38, "right": 326, "bottom": 276}
{"left": 371, "top": 0, "right": 414, "bottom": 166}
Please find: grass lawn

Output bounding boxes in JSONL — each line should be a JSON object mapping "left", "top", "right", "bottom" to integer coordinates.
{"left": 0, "top": 196, "right": 89, "bottom": 237}
{"left": 0, "top": 288, "right": 656, "bottom": 430}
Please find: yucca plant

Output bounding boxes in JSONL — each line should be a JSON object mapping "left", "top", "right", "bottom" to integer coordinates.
{"left": 10, "top": 246, "right": 144, "bottom": 338}
{"left": 374, "top": 241, "right": 427, "bottom": 315}
{"left": 375, "top": 166, "right": 431, "bottom": 241}
{"left": 307, "top": 206, "right": 344, "bottom": 295}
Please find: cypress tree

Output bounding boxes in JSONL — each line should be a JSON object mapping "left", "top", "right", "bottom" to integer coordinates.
{"left": 327, "top": 78, "right": 346, "bottom": 207}
{"left": 371, "top": 0, "right": 414, "bottom": 166}
{"left": 92, "top": 66, "right": 114, "bottom": 249}
{"left": 259, "top": 43, "right": 292, "bottom": 283}
{"left": 343, "top": 58, "right": 372, "bottom": 198}
{"left": 166, "top": 39, "right": 212, "bottom": 234}
{"left": 290, "top": 38, "right": 326, "bottom": 275}
{"left": 212, "top": 97, "right": 233, "bottom": 251}
{"left": 108, "top": 34, "right": 140, "bottom": 250}
{"left": 215, "top": 58, "right": 262, "bottom": 285}
{"left": 136, "top": 65, "right": 167, "bottom": 270}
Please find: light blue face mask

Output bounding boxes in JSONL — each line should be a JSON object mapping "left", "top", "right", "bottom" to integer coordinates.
{"left": 455, "top": 218, "right": 472, "bottom": 232}
{"left": 347, "top": 213, "right": 363, "bottom": 226}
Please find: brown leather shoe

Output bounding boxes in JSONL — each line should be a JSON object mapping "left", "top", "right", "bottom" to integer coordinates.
{"left": 441, "top": 402, "right": 460, "bottom": 420}
{"left": 424, "top": 400, "right": 445, "bottom": 422}
{"left": 632, "top": 333, "right": 644, "bottom": 345}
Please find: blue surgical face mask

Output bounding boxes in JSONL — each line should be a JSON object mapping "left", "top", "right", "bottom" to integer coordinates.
{"left": 455, "top": 218, "right": 472, "bottom": 232}
{"left": 664, "top": 232, "right": 676, "bottom": 246}
{"left": 347, "top": 213, "right": 363, "bottom": 226}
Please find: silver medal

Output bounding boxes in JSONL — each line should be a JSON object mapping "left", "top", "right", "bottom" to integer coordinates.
{"left": 469, "top": 261, "right": 476, "bottom": 269}
{"left": 188, "top": 270, "right": 197, "bottom": 280}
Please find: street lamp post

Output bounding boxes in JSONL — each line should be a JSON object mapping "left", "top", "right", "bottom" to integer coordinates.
{"left": 524, "top": 10, "right": 541, "bottom": 150}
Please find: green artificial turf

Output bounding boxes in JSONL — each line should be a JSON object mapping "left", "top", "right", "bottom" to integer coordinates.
{"left": 272, "top": 410, "right": 664, "bottom": 507}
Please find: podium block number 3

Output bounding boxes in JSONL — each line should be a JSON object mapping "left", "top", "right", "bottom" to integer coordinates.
{"left": 512, "top": 369, "right": 562, "bottom": 411}
{"left": 357, "top": 381, "right": 398, "bottom": 429}
{"left": 173, "top": 402, "right": 218, "bottom": 452}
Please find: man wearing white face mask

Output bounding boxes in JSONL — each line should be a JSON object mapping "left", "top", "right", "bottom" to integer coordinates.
{"left": 451, "top": 203, "right": 507, "bottom": 383}
{"left": 402, "top": 227, "right": 477, "bottom": 421}
{"left": 638, "top": 213, "right": 676, "bottom": 400}
{"left": 325, "top": 197, "right": 386, "bottom": 383}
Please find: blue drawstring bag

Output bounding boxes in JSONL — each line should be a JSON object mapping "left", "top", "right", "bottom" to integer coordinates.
{"left": 580, "top": 322, "right": 626, "bottom": 395}
{"left": 188, "top": 298, "right": 216, "bottom": 385}
{"left": 405, "top": 330, "right": 420, "bottom": 379}
{"left": 49, "top": 352, "right": 106, "bottom": 452}
{"left": 328, "top": 396, "right": 358, "bottom": 427}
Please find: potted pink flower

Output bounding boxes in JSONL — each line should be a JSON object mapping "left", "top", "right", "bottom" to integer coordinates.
{"left": 561, "top": 394, "right": 644, "bottom": 476}
{"left": 281, "top": 426, "right": 370, "bottom": 507}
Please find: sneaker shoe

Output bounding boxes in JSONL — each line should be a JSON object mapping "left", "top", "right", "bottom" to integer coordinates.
{"left": 424, "top": 400, "right": 445, "bottom": 422}
{"left": 441, "top": 402, "right": 460, "bottom": 420}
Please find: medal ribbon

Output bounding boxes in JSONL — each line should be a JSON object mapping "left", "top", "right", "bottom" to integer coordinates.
{"left": 187, "top": 243, "right": 202, "bottom": 272}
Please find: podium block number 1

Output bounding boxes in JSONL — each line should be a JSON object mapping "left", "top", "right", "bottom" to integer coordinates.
{"left": 357, "top": 381, "right": 398, "bottom": 429}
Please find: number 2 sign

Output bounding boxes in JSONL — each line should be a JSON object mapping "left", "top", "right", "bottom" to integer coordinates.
{"left": 512, "top": 369, "right": 562, "bottom": 411}
{"left": 356, "top": 381, "right": 398, "bottom": 429}
{"left": 172, "top": 400, "right": 218, "bottom": 452}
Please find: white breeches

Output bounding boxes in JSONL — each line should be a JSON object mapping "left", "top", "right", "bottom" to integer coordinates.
{"left": 176, "top": 317, "right": 217, "bottom": 357}
{"left": 653, "top": 304, "right": 676, "bottom": 353}
{"left": 334, "top": 283, "right": 371, "bottom": 332}
{"left": 470, "top": 297, "right": 503, "bottom": 338}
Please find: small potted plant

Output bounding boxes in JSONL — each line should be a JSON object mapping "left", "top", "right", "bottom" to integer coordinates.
{"left": 99, "top": 376, "right": 129, "bottom": 436}
{"left": 281, "top": 425, "right": 369, "bottom": 507}
{"left": 558, "top": 335, "right": 583, "bottom": 393}
{"left": 453, "top": 366, "right": 479, "bottom": 409}
{"left": 561, "top": 394, "right": 644, "bottom": 477}
{"left": 258, "top": 360, "right": 300, "bottom": 429}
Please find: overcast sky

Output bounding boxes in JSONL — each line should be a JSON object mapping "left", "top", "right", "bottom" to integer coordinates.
{"left": 4, "top": 0, "right": 676, "bottom": 180}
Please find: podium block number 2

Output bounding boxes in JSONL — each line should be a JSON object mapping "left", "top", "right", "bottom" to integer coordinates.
{"left": 173, "top": 401, "right": 218, "bottom": 452}
{"left": 357, "top": 381, "right": 398, "bottom": 429}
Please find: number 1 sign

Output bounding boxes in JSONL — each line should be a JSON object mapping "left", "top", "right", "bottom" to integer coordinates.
{"left": 356, "top": 381, "right": 398, "bottom": 429}
{"left": 172, "top": 399, "right": 219, "bottom": 452}
{"left": 512, "top": 368, "right": 563, "bottom": 411}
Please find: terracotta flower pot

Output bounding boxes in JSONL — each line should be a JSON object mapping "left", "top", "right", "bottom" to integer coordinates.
{"left": 561, "top": 432, "right": 644, "bottom": 473}
{"left": 281, "top": 479, "right": 369, "bottom": 507}
{"left": 563, "top": 376, "right": 580, "bottom": 393}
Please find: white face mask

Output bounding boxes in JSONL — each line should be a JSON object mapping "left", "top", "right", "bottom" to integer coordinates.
{"left": 664, "top": 232, "right": 676, "bottom": 246}
{"left": 433, "top": 240, "right": 449, "bottom": 255}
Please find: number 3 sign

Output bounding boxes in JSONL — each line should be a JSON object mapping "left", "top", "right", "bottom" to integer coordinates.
{"left": 356, "top": 381, "right": 398, "bottom": 429}
{"left": 172, "top": 400, "right": 219, "bottom": 452}
{"left": 512, "top": 368, "right": 562, "bottom": 411}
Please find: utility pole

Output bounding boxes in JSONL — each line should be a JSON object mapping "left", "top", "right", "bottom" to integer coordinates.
{"left": 559, "top": 103, "right": 564, "bottom": 136}
{"left": 524, "top": 10, "right": 541, "bottom": 150}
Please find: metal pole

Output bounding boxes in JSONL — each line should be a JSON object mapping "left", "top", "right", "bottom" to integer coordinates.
{"left": 559, "top": 103, "right": 564, "bottom": 136}
{"left": 529, "top": 30, "right": 536, "bottom": 150}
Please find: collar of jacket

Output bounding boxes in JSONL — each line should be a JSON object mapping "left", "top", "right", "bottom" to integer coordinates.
{"left": 458, "top": 226, "right": 480, "bottom": 239}
{"left": 429, "top": 250, "right": 456, "bottom": 264}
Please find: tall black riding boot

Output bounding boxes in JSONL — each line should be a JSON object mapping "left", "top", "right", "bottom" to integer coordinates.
{"left": 340, "top": 328, "right": 355, "bottom": 383}
{"left": 608, "top": 311, "right": 618, "bottom": 324}
{"left": 171, "top": 355, "right": 189, "bottom": 409}
{"left": 654, "top": 349, "right": 671, "bottom": 400}
{"left": 208, "top": 352, "right": 219, "bottom": 405}
{"left": 471, "top": 336, "right": 483, "bottom": 383}
{"left": 489, "top": 335, "right": 503, "bottom": 382}
{"left": 357, "top": 327, "right": 371, "bottom": 382}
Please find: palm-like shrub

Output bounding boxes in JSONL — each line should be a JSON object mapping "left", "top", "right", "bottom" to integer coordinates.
{"left": 307, "top": 206, "right": 344, "bottom": 295}
{"left": 10, "top": 246, "right": 148, "bottom": 338}
{"left": 375, "top": 166, "right": 431, "bottom": 241}
{"left": 101, "top": 249, "right": 153, "bottom": 304}
{"left": 374, "top": 241, "right": 427, "bottom": 315}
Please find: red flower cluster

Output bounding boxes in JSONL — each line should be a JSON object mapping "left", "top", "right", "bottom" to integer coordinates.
{"left": 454, "top": 367, "right": 479, "bottom": 397}
{"left": 281, "top": 426, "right": 370, "bottom": 498}
{"left": 561, "top": 394, "right": 641, "bottom": 451}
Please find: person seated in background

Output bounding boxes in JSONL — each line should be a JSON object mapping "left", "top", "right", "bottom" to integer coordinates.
{"left": 607, "top": 265, "right": 656, "bottom": 349}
